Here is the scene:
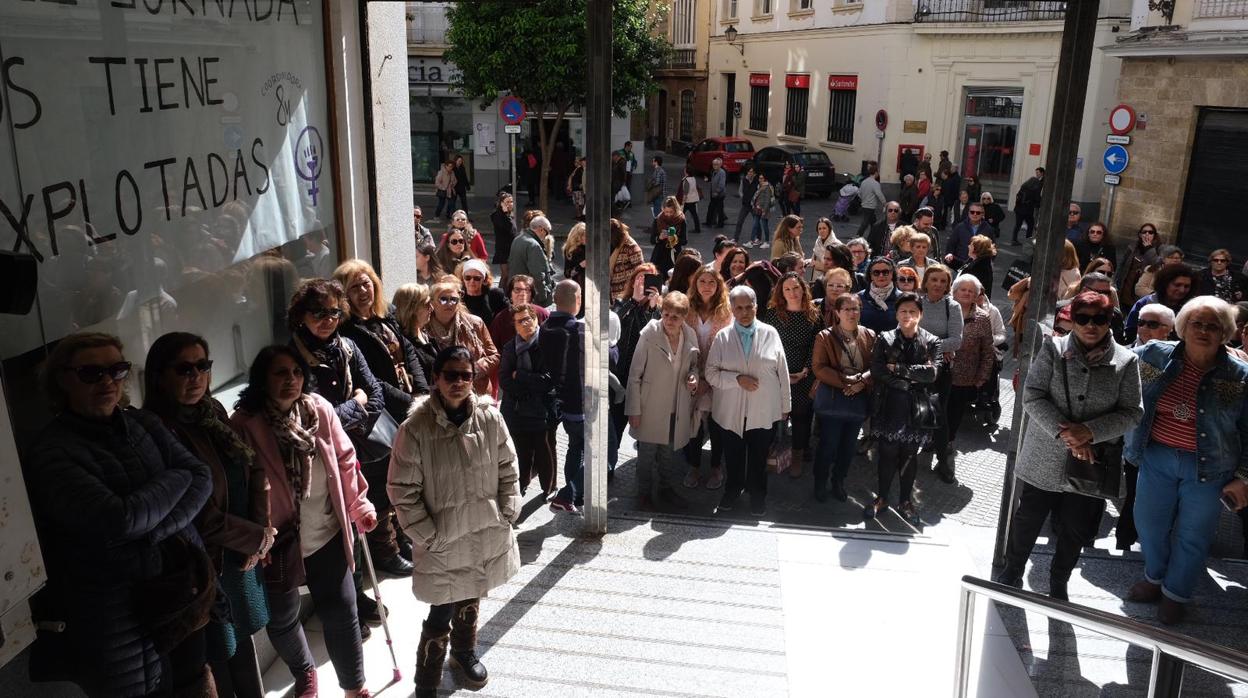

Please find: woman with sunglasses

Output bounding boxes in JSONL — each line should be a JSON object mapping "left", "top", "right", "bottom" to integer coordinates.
{"left": 896, "top": 267, "right": 919, "bottom": 295}
{"left": 1125, "top": 296, "right": 1248, "bottom": 624}
{"left": 436, "top": 228, "right": 475, "bottom": 278}
{"left": 143, "top": 332, "right": 275, "bottom": 698}
{"left": 389, "top": 346, "right": 520, "bottom": 697}
{"left": 231, "top": 345, "right": 377, "bottom": 697}
{"left": 859, "top": 257, "right": 901, "bottom": 334}
{"left": 427, "top": 280, "right": 500, "bottom": 397}
{"left": 1125, "top": 262, "right": 1197, "bottom": 344}
{"left": 459, "top": 259, "right": 508, "bottom": 324}
{"left": 997, "top": 291, "right": 1142, "bottom": 602}
{"left": 1119, "top": 224, "right": 1162, "bottom": 312}
{"left": 28, "top": 333, "right": 213, "bottom": 696}
{"left": 1199, "top": 248, "right": 1245, "bottom": 304}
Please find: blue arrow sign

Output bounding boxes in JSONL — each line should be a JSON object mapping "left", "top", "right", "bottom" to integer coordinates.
{"left": 1103, "top": 144, "right": 1129, "bottom": 175}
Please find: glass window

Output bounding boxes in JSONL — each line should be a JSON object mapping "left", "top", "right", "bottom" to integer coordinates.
{"left": 827, "top": 88, "right": 857, "bottom": 144}
{"left": 749, "top": 85, "right": 769, "bottom": 132}
{"left": 0, "top": 0, "right": 338, "bottom": 406}
{"left": 727, "top": 0, "right": 739, "bottom": 20}
{"left": 795, "top": 152, "right": 831, "bottom": 166}
{"left": 679, "top": 90, "right": 695, "bottom": 143}
{"left": 784, "top": 86, "right": 809, "bottom": 138}
{"left": 725, "top": 141, "right": 754, "bottom": 153}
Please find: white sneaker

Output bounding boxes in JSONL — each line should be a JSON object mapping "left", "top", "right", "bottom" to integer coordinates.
{"left": 743, "top": 240, "right": 755, "bottom": 248}
{"left": 758, "top": 241, "right": 770, "bottom": 249}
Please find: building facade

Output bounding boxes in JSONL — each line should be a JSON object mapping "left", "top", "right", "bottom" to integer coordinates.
{"left": 651, "top": 0, "right": 712, "bottom": 152}
{"left": 706, "top": 0, "right": 1130, "bottom": 209}
{"left": 1101, "top": 0, "right": 1248, "bottom": 259}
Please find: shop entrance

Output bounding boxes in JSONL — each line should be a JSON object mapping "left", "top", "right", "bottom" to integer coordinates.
{"left": 960, "top": 90, "right": 1022, "bottom": 201}
{"left": 1178, "top": 108, "right": 1248, "bottom": 261}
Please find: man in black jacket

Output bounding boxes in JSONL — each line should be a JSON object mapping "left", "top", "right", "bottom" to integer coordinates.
{"left": 542, "top": 280, "right": 586, "bottom": 514}
{"left": 1011, "top": 167, "right": 1044, "bottom": 244}
{"left": 867, "top": 201, "right": 903, "bottom": 257}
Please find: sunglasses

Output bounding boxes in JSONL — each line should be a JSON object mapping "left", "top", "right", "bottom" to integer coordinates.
{"left": 65, "top": 361, "right": 132, "bottom": 384}
{"left": 464, "top": 275, "right": 485, "bottom": 282}
{"left": 414, "top": 214, "right": 423, "bottom": 219}
{"left": 1073, "top": 313, "right": 1110, "bottom": 327}
{"left": 1211, "top": 258, "right": 1230, "bottom": 264}
{"left": 969, "top": 210, "right": 984, "bottom": 216}
{"left": 439, "top": 369, "right": 474, "bottom": 384}
{"left": 1138, "top": 319, "right": 1170, "bottom": 330}
{"left": 1068, "top": 211, "right": 1079, "bottom": 216}
{"left": 437, "top": 296, "right": 460, "bottom": 306}
{"left": 1141, "top": 229, "right": 1156, "bottom": 235}
{"left": 450, "top": 239, "right": 466, "bottom": 246}
{"left": 898, "top": 277, "right": 917, "bottom": 284}
{"left": 310, "top": 308, "right": 344, "bottom": 321}
{"left": 886, "top": 208, "right": 901, "bottom": 213}
{"left": 871, "top": 269, "right": 893, "bottom": 276}
{"left": 173, "top": 359, "right": 214, "bottom": 377}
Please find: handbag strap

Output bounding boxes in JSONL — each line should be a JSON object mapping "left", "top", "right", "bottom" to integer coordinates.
{"left": 1058, "top": 339, "right": 1082, "bottom": 423}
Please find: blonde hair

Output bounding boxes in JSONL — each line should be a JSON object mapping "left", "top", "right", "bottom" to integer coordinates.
{"left": 890, "top": 227, "right": 913, "bottom": 254}
{"left": 969, "top": 234, "right": 996, "bottom": 259}
{"left": 823, "top": 267, "right": 853, "bottom": 294}
{"left": 429, "top": 280, "right": 466, "bottom": 317}
{"left": 391, "top": 283, "right": 431, "bottom": 336}
{"left": 688, "top": 268, "right": 731, "bottom": 324}
{"left": 661, "top": 290, "right": 691, "bottom": 315}
{"left": 332, "top": 258, "right": 388, "bottom": 318}
{"left": 564, "top": 222, "right": 587, "bottom": 257}
{"left": 1062, "top": 239, "right": 1079, "bottom": 271}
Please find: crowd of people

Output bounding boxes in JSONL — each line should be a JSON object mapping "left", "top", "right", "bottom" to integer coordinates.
{"left": 19, "top": 149, "right": 1248, "bottom": 698}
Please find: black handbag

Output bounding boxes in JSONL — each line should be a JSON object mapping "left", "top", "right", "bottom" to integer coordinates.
{"left": 354, "top": 408, "right": 399, "bottom": 464}
{"left": 1059, "top": 352, "right": 1125, "bottom": 499}
{"left": 133, "top": 532, "right": 216, "bottom": 654}
{"left": 909, "top": 386, "right": 940, "bottom": 430}
{"left": 1002, "top": 258, "right": 1031, "bottom": 293}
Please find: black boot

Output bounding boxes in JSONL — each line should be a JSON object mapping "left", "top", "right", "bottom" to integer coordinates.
{"left": 1049, "top": 577, "right": 1069, "bottom": 602}
{"left": 994, "top": 566, "right": 1023, "bottom": 589}
{"left": 415, "top": 620, "right": 450, "bottom": 697}
{"left": 936, "top": 449, "right": 957, "bottom": 485}
{"left": 449, "top": 600, "right": 488, "bottom": 688}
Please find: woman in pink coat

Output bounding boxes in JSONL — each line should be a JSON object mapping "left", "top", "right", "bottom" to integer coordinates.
{"left": 231, "top": 345, "right": 377, "bottom": 698}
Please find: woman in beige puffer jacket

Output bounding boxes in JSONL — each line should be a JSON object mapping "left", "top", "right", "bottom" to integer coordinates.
{"left": 388, "top": 346, "right": 520, "bottom": 695}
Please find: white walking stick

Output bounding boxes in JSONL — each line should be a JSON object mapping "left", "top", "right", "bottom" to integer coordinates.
{"left": 357, "top": 525, "right": 402, "bottom": 683}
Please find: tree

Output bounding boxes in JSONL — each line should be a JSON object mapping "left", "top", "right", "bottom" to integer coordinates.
{"left": 444, "top": 0, "right": 667, "bottom": 212}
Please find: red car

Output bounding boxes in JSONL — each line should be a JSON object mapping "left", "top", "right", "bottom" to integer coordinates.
{"left": 687, "top": 137, "right": 755, "bottom": 178}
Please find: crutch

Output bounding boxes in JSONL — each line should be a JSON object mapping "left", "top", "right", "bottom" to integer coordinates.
{"left": 356, "top": 525, "right": 402, "bottom": 683}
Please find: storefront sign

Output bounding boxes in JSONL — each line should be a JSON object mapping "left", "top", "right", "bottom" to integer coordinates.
{"left": 785, "top": 74, "right": 810, "bottom": 89}
{"left": 749, "top": 73, "right": 771, "bottom": 87}
{"left": 408, "top": 57, "right": 461, "bottom": 86}
{"left": 903, "top": 120, "right": 927, "bottom": 134}
{"left": 827, "top": 75, "right": 858, "bottom": 91}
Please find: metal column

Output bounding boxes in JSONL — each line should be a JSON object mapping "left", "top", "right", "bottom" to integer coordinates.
{"left": 582, "top": 0, "right": 612, "bottom": 534}
{"left": 993, "top": 0, "right": 1101, "bottom": 566}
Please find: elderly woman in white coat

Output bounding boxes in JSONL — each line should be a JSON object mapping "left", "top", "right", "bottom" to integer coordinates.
{"left": 706, "top": 285, "right": 792, "bottom": 518}
{"left": 388, "top": 345, "right": 520, "bottom": 697}
{"left": 627, "top": 291, "right": 700, "bottom": 510}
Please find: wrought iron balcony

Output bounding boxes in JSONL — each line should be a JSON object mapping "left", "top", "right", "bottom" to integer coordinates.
{"left": 407, "top": 4, "right": 450, "bottom": 45}
{"left": 914, "top": 0, "right": 1066, "bottom": 23}
{"left": 1195, "top": 0, "right": 1248, "bottom": 18}
{"left": 666, "top": 47, "right": 696, "bottom": 69}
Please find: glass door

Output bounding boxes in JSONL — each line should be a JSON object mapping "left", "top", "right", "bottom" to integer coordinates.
{"left": 962, "top": 122, "right": 1018, "bottom": 199}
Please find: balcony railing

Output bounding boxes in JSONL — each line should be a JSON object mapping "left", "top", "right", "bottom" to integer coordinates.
{"left": 914, "top": 0, "right": 1066, "bottom": 23}
{"left": 1195, "top": 0, "right": 1248, "bottom": 18}
{"left": 407, "top": 4, "right": 450, "bottom": 44}
{"left": 666, "top": 47, "right": 696, "bottom": 69}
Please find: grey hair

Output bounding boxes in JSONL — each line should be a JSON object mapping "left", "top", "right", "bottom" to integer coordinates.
{"left": 903, "top": 174, "right": 914, "bottom": 184}
{"left": 530, "top": 215, "right": 551, "bottom": 232}
{"left": 951, "top": 273, "right": 983, "bottom": 296}
{"left": 1137, "top": 303, "right": 1175, "bottom": 326}
{"left": 846, "top": 237, "right": 871, "bottom": 251}
{"left": 728, "top": 285, "right": 757, "bottom": 305}
{"left": 980, "top": 191, "right": 995, "bottom": 203}
{"left": 1175, "top": 295, "right": 1237, "bottom": 343}
{"left": 713, "top": 157, "right": 723, "bottom": 166}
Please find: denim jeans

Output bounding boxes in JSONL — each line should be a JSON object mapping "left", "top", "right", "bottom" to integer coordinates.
{"left": 1134, "top": 441, "right": 1230, "bottom": 602}
{"left": 557, "top": 419, "right": 585, "bottom": 506}
{"left": 813, "top": 416, "right": 864, "bottom": 489}
{"left": 752, "top": 215, "right": 770, "bottom": 243}
{"left": 650, "top": 197, "right": 663, "bottom": 218}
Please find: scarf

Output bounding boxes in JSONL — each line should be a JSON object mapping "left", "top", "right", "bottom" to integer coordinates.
{"left": 1070, "top": 330, "right": 1113, "bottom": 366}
{"left": 359, "top": 316, "right": 413, "bottom": 393}
{"left": 429, "top": 311, "right": 486, "bottom": 362}
{"left": 515, "top": 329, "right": 540, "bottom": 372}
{"left": 868, "top": 283, "right": 894, "bottom": 311}
{"left": 656, "top": 210, "right": 685, "bottom": 232}
{"left": 262, "top": 395, "right": 320, "bottom": 516}
{"left": 176, "top": 399, "right": 255, "bottom": 506}
{"left": 734, "top": 321, "right": 757, "bottom": 358}
{"left": 294, "top": 327, "right": 352, "bottom": 399}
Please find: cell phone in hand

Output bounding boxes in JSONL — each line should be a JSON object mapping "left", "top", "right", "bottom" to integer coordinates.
{"left": 644, "top": 274, "right": 664, "bottom": 295}
{"left": 1222, "top": 493, "right": 1239, "bottom": 512}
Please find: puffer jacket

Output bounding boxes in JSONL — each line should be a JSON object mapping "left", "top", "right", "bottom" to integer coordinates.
{"left": 388, "top": 393, "right": 521, "bottom": 605}
{"left": 26, "top": 408, "right": 212, "bottom": 697}
{"left": 625, "top": 319, "right": 700, "bottom": 447}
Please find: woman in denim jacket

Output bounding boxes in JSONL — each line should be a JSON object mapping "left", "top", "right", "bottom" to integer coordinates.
{"left": 1125, "top": 296, "right": 1248, "bottom": 624}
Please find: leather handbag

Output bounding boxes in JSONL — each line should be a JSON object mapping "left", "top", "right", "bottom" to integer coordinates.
{"left": 909, "top": 386, "right": 940, "bottom": 430}
{"left": 1060, "top": 353, "right": 1125, "bottom": 499}
{"left": 354, "top": 408, "right": 399, "bottom": 464}
{"left": 766, "top": 421, "right": 792, "bottom": 474}
{"left": 814, "top": 381, "right": 868, "bottom": 421}
{"left": 133, "top": 532, "right": 216, "bottom": 654}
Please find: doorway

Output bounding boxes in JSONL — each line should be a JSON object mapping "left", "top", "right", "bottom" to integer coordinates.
{"left": 723, "top": 74, "right": 736, "bottom": 137}
{"left": 960, "top": 90, "right": 1022, "bottom": 200}
{"left": 655, "top": 89, "right": 669, "bottom": 151}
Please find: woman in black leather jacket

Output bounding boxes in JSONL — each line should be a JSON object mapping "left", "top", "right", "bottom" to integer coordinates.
{"left": 864, "top": 292, "right": 945, "bottom": 525}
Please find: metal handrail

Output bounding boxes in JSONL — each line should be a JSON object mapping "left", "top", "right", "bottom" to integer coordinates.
{"left": 954, "top": 575, "right": 1248, "bottom": 697}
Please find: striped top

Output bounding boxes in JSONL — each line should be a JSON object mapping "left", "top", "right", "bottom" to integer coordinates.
{"left": 1150, "top": 361, "right": 1208, "bottom": 452}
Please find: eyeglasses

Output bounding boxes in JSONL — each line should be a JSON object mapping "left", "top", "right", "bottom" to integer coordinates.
{"left": 870, "top": 269, "right": 893, "bottom": 277}
{"left": 310, "top": 308, "right": 344, "bottom": 321}
{"left": 437, "top": 296, "right": 460, "bottom": 306}
{"left": 827, "top": 283, "right": 850, "bottom": 291}
{"left": 1211, "top": 258, "right": 1230, "bottom": 264}
{"left": 173, "top": 359, "right": 213, "bottom": 377}
{"left": 886, "top": 208, "right": 901, "bottom": 213}
{"left": 464, "top": 275, "right": 485, "bottom": 282}
{"left": 65, "top": 361, "right": 132, "bottom": 384}
{"left": 439, "top": 369, "right": 474, "bottom": 384}
{"left": 1188, "top": 320, "right": 1222, "bottom": 334}
{"left": 1138, "top": 319, "right": 1170, "bottom": 330}
{"left": 1072, "top": 313, "right": 1110, "bottom": 327}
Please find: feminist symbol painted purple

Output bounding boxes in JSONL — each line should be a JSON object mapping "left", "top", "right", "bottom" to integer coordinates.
{"left": 294, "top": 126, "right": 325, "bottom": 205}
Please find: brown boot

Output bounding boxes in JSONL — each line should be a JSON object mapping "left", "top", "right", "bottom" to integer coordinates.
{"left": 1126, "top": 579, "right": 1163, "bottom": 603}
{"left": 449, "top": 600, "right": 488, "bottom": 688}
{"left": 415, "top": 620, "right": 450, "bottom": 695}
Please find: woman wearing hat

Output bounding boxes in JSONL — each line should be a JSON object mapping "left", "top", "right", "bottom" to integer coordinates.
{"left": 460, "top": 259, "right": 508, "bottom": 324}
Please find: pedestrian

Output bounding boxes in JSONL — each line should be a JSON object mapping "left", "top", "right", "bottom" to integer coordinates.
{"left": 867, "top": 201, "right": 902, "bottom": 258}
{"left": 442, "top": 210, "right": 489, "bottom": 261}
{"left": 859, "top": 257, "right": 901, "bottom": 333}
{"left": 609, "top": 218, "right": 645, "bottom": 301}
{"left": 569, "top": 155, "right": 587, "bottom": 220}
{"left": 792, "top": 163, "right": 807, "bottom": 217}
{"left": 707, "top": 157, "right": 728, "bottom": 227}
{"left": 720, "top": 246, "right": 751, "bottom": 283}
{"left": 499, "top": 304, "right": 559, "bottom": 499}
{"left": 389, "top": 346, "right": 521, "bottom": 697}
{"left": 1073, "top": 221, "right": 1117, "bottom": 271}
{"left": 426, "top": 280, "right": 500, "bottom": 397}
{"left": 436, "top": 228, "right": 474, "bottom": 279}
{"left": 684, "top": 268, "right": 733, "bottom": 490}
{"left": 1199, "top": 248, "right": 1245, "bottom": 303}
{"left": 812, "top": 293, "right": 876, "bottom": 502}
{"left": 764, "top": 272, "right": 821, "bottom": 478}
{"left": 770, "top": 214, "right": 805, "bottom": 261}
{"left": 522, "top": 148, "right": 539, "bottom": 206}
{"left": 897, "top": 231, "right": 939, "bottom": 285}
{"left": 898, "top": 174, "right": 918, "bottom": 222}
{"left": 646, "top": 155, "right": 667, "bottom": 218}
{"left": 945, "top": 201, "right": 993, "bottom": 267}
{"left": 435, "top": 160, "right": 457, "bottom": 219}
{"left": 864, "top": 293, "right": 944, "bottom": 525}
{"left": 491, "top": 192, "right": 517, "bottom": 285}
{"left": 1118, "top": 224, "right": 1162, "bottom": 312}
{"left": 231, "top": 345, "right": 377, "bottom": 698}
{"left": 563, "top": 222, "right": 588, "bottom": 292}
{"left": 896, "top": 266, "right": 919, "bottom": 295}
{"left": 627, "top": 291, "right": 700, "bottom": 510}
{"left": 735, "top": 166, "right": 759, "bottom": 242}
{"left": 417, "top": 243, "right": 445, "bottom": 286}
{"left": 1011, "top": 167, "right": 1044, "bottom": 243}
{"left": 452, "top": 154, "right": 471, "bottom": 213}
{"left": 508, "top": 215, "right": 556, "bottom": 306}
{"left": 1125, "top": 262, "right": 1196, "bottom": 343}
{"left": 917, "top": 170, "right": 932, "bottom": 204}
{"left": 142, "top": 333, "right": 275, "bottom": 698}
{"left": 1065, "top": 203, "right": 1084, "bottom": 241}
{"left": 459, "top": 258, "right": 508, "bottom": 324}
{"left": 810, "top": 216, "right": 838, "bottom": 274}
{"left": 677, "top": 165, "right": 703, "bottom": 234}
{"left": 546, "top": 280, "right": 588, "bottom": 514}
{"left": 651, "top": 196, "right": 688, "bottom": 278}
{"left": 750, "top": 172, "right": 776, "bottom": 248}
{"left": 620, "top": 140, "right": 638, "bottom": 195}
{"left": 1133, "top": 245, "right": 1185, "bottom": 302}
{"left": 980, "top": 192, "right": 1005, "bottom": 232}
{"left": 946, "top": 275, "right": 996, "bottom": 451}
{"left": 488, "top": 274, "right": 550, "bottom": 351}
{"left": 916, "top": 264, "right": 963, "bottom": 483}
{"left": 668, "top": 252, "right": 704, "bottom": 296}
{"left": 610, "top": 151, "right": 628, "bottom": 215}
{"left": 929, "top": 183, "right": 948, "bottom": 233}
{"left": 960, "top": 234, "right": 997, "bottom": 299}
{"left": 996, "top": 291, "right": 1143, "bottom": 602}
{"left": 963, "top": 175, "right": 981, "bottom": 204}
{"left": 846, "top": 238, "right": 871, "bottom": 278}
{"left": 780, "top": 162, "right": 796, "bottom": 216}
{"left": 856, "top": 163, "right": 885, "bottom": 238}
{"left": 393, "top": 283, "right": 438, "bottom": 382}
{"left": 414, "top": 206, "right": 434, "bottom": 250}
{"left": 706, "top": 285, "right": 792, "bottom": 517}
{"left": 28, "top": 333, "right": 214, "bottom": 697}
{"left": 952, "top": 189, "right": 971, "bottom": 226}
{"left": 1057, "top": 240, "right": 1083, "bottom": 300}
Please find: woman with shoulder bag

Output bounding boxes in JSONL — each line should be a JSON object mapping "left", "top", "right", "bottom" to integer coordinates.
{"left": 231, "top": 345, "right": 377, "bottom": 698}
{"left": 144, "top": 332, "right": 275, "bottom": 698}
{"left": 812, "top": 294, "right": 876, "bottom": 502}
{"left": 499, "top": 303, "right": 559, "bottom": 499}
{"left": 996, "top": 291, "right": 1143, "bottom": 602}
{"left": 763, "top": 272, "right": 821, "bottom": 478}
{"left": 864, "top": 293, "right": 944, "bottom": 525}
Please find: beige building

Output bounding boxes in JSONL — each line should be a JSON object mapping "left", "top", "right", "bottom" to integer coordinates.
{"left": 652, "top": 0, "right": 713, "bottom": 151}
{"left": 1101, "top": 0, "right": 1248, "bottom": 259}
{"left": 706, "top": 0, "right": 1130, "bottom": 210}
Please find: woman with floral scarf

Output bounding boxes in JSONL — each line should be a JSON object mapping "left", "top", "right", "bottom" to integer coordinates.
{"left": 427, "top": 280, "right": 501, "bottom": 397}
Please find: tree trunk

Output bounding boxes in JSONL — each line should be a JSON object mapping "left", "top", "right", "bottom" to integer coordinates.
{"left": 535, "top": 102, "right": 571, "bottom": 214}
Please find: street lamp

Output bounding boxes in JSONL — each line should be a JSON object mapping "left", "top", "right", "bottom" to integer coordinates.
{"left": 724, "top": 24, "right": 744, "bottom": 56}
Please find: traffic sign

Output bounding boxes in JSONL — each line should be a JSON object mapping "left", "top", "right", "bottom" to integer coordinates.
{"left": 1109, "top": 104, "right": 1136, "bottom": 135}
{"left": 1104, "top": 174, "right": 1121, "bottom": 185}
{"left": 1106, "top": 134, "right": 1130, "bottom": 145}
{"left": 499, "top": 96, "right": 527, "bottom": 126}
{"left": 1103, "top": 144, "right": 1129, "bottom": 175}
{"left": 504, "top": 124, "right": 521, "bottom": 134}
{"left": 875, "top": 109, "right": 889, "bottom": 131}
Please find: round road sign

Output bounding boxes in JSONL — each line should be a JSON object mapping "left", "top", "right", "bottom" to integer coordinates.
{"left": 1103, "top": 144, "right": 1129, "bottom": 175}
{"left": 1109, "top": 104, "right": 1136, "bottom": 135}
{"left": 500, "top": 96, "right": 527, "bottom": 126}
{"left": 875, "top": 109, "right": 889, "bottom": 131}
